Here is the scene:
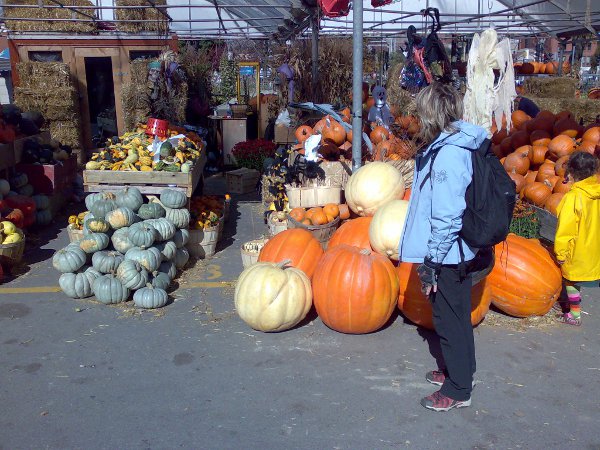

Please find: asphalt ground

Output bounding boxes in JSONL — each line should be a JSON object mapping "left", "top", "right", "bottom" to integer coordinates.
{"left": 1, "top": 174, "right": 599, "bottom": 450}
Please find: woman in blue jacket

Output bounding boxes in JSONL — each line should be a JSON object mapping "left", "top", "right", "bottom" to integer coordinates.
{"left": 400, "top": 82, "right": 488, "bottom": 411}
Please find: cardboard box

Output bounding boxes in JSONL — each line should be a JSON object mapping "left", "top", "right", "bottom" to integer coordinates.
{"left": 274, "top": 124, "right": 295, "bottom": 144}
{"left": 226, "top": 168, "right": 260, "bottom": 194}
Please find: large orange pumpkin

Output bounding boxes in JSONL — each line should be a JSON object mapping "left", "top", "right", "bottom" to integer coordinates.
{"left": 528, "top": 145, "right": 548, "bottom": 166}
{"left": 553, "top": 117, "right": 580, "bottom": 139}
{"left": 535, "top": 162, "right": 556, "bottom": 181}
{"left": 554, "top": 155, "right": 570, "bottom": 178}
{"left": 312, "top": 245, "right": 398, "bottom": 334}
{"left": 487, "top": 234, "right": 562, "bottom": 317}
{"left": 258, "top": 229, "right": 324, "bottom": 279}
{"left": 507, "top": 169, "right": 526, "bottom": 193}
{"left": 548, "top": 135, "right": 576, "bottom": 160}
{"left": 328, "top": 217, "right": 372, "bottom": 251}
{"left": 582, "top": 126, "right": 600, "bottom": 144}
{"left": 396, "top": 263, "right": 492, "bottom": 330}
{"left": 576, "top": 140, "right": 597, "bottom": 155}
{"left": 321, "top": 117, "right": 347, "bottom": 145}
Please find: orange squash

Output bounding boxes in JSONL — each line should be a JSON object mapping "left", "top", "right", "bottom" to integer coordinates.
{"left": 548, "top": 135, "right": 576, "bottom": 160}
{"left": 258, "top": 229, "right": 324, "bottom": 279}
{"left": 396, "top": 263, "right": 492, "bottom": 330}
{"left": 582, "top": 126, "right": 600, "bottom": 144}
{"left": 522, "top": 181, "right": 553, "bottom": 206}
{"left": 504, "top": 147, "right": 531, "bottom": 175}
{"left": 312, "top": 245, "right": 398, "bottom": 334}
{"left": 544, "top": 193, "right": 564, "bottom": 215}
{"left": 289, "top": 207, "right": 306, "bottom": 222}
{"left": 328, "top": 217, "right": 373, "bottom": 251}
{"left": 322, "top": 203, "right": 339, "bottom": 219}
{"left": 487, "top": 234, "right": 562, "bottom": 317}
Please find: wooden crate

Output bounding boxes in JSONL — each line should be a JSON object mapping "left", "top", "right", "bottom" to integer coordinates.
{"left": 226, "top": 168, "right": 260, "bottom": 194}
{"left": 0, "top": 143, "right": 16, "bottom": 171}
{"left": 83, "top": 152, "right": 206, "bottom": 197}
{"left": 533, "top": 205, "right": 557, "bottom": 243}
{"left": 16, "top": 155, "right": 78, "bottom": 194}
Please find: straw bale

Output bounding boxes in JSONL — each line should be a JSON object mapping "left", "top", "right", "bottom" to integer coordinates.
{"left": 17, "top": 62, "right": 72, "bottom": 89}
{"left": 529, "top": 96, "right": 600, "bottom": 126}
{"left": 49, "top": 120, "right": 83, "bottom": 149}
{"left": 129, "top": 58, "right": 151, "bottom": 85}
{"left": 122, "top": 83, "right": 151, "bottom": 130}
{"left": 14, "top": 87, "right": 79, "bottom": 121}
{"left": 523, "top": 77, "right": 578, "bottom": 99}
{"left": 4, "top": 0, "right": 97, "bottom": 33}
{"left": 114, "top": 0, "right": 168, "bottom": 33}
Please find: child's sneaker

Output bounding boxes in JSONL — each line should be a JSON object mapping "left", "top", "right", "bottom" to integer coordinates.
{"left": 421, "top": 390, "right": 471, "bottom": 411}
{"left": 556, "top": 312, "right": 581, "bottom": 326}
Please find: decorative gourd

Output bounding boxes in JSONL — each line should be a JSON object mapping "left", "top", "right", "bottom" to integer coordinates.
{"left": 368, "top": 199, "right": 409, "bottom": 260}
{"left": 92, "top": 274, "right": 130, "bottom": 305}
{"left": 345, "top": 162, "right": 405, "bottom": 216}
{"left": 150, "top": 272, "right": 171, "bottom": 290}
{"left": 89, "top": 192, "right": 118, "bottom": 219}
{"left": 125, "top": 247, "right": 162, "bottom": 272}
{"left": 165, "top": 207, "right": 191, "bottom": 229}
{"left": 158, "top": 261, "right": 177, "bottom": 280}
{"left": 111, "top": 227, "right": 135, "bottom": 254}
{"left": 235, "top": 260, "right": 312, "bottom": 332}
{"left": 137, "top": 203, "right": 166, "bottom": 220}
{"left": 128, "top": 222, "right": 157, "bottom": 249}
{"left": 397, "top": 263, "right": 492, "bottom": 329}
{"left": 548, "top": 135, "right": 576, "bottom": 160}
{"left": 160, "top": 188, "right": 187, "bottom": 209}
{"left": 173, "top": 228, "right": 190, "bottom": 248}
{"left": 258, "top": 229, "right": 323, "bottom": 279}
{"left": 116, "top": 187, "right": 143, "bottom": 212}
{"left": 134, "top": 285, "right": 169, "bottom": 309}
{"left": 328, "top": 217, "right": 373, "bottom": 250}
{"left": 92, "top": 250, "right": 125, "bottom": 274}
{"left": 155, "top": 240, "right": 177, "bottom": 261}
{"left": 52, "top": 246, "right": 87, "bottom": 273}
{"left": 174, "top": 247, "right": 189, "bottom": 269}
{"left": 86, "top": 218, "right": 111, "bottom": 234}
{"left": 145, "top": 218, "right": 176, "bottom": 241}
{"left": 79, "top": 233, "right": 110, "bottom": 254}
{"left": 31, "top": 194, "right": 50, "bottom": 210}
{"left": 59, "top": 267, "right": 102, "bottom": 299}
{"left": 313, "top": 246, "right": 398, "bottom": 334}
{"left": 116, "top": 259, "right": 149, "bottom": 290}
{"left": 487, "top": 234, "right": 562, "bottom": 317}
{"left": 35, "top": 209, "right": 52, "bottom": 225}
{"left": 105, "top": 206, "right": 136, "bottom": 229}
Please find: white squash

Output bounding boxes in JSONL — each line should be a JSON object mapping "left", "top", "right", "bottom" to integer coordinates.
{"left": 368, "top": 200, "right": 409, "bottom": 261}
{"left": 345, "top": 162, "right": 405, "bottom": 216}
{"left": 235, "top": 260, "right": 312, "bottom": 332}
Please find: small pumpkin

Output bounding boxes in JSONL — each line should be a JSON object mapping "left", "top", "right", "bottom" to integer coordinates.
{"left": 86, "top": 218, "right": 111, "bottom": 234}
{"left": 548, "top": 135, "right": 576, "bottom": 160}
{"left": 85, "top": 192, "right": 106, "bottom": 211}
{"left": 31, "top": 194, "right": 50, "bottom": 211}
{"left": 79, "top": 233, "right": 110, "bottom": 254}
{"left": 528, "top": 145, "right": 548, "bottom": 167}
{"left": 92, "top": 274, "right": 130, "bottom": 305}
{"left": 59, "top": 267, "right": 102, "bottom": 299}
{"left": 258, "top": 229, "right": 323, "bottom": 279}
{"left": 125, "top": 247, "right": 162, "bottom": 272}
{"left": 321, "top": 117, "right": 347, "bottom": 145}
{"left": 89, "top": 192, "right": 118, "bottom": 219}
{"left": 535, "top": 163, "right": 557, "bottom": 182}
{"left": 160, "top": 188, "right": 187, "bottom": 209}
{"left": 504, "top": 148, "right": 530, "bottom": 175}
{"left": 105, "top": 206, "right": 136, "bottom": 229}
{"left": 128, "top": 222, "right": 157, "bottom": 249}
{"left": 111, "top": 227, "right": 135, "bottom": 254}
{"left": 52, "top": 246, "right": 87, "bottom": 273}
{"left": 137, "top": 203, "right": 166, "bottom": 220}
{"left": 368, "top": 199, "right": 409, "bottom": 260}
{"left": 35, "top": 209, "right": 52, "bottom": 226}
{"left": 173, "top": 228, "right": 190, "bottom": 248}
{"left": 158, "top": 261, "right": 177, "bottom": 280}
{"left": 174, "top": 247, "right": 190, "bottom": 270}
{"left": 150, "top": 272, "right": 171, "bottom": 290}
{"left": 115, "top": 187, "right": 143, "bottom": 212}
{"left": 345, "top": 162, "right": 405, "bottom": 216}
{"left": 522, "top": 181, "right": 552, "bottom": 207}
{"left": 134, "top": 285, "right": 169, "bottom": 309}
{"left": 155, "top": 240, "right": 177, "bottom": 261}
{"left": 92, "top": 250, "right": 125, "bottom": 274}
{"left": 145, "top": 218, "right": 176, "bottom": 241}
{"left": 116, "top": 259, "right": 149, "bottom": 290}
{"left": 328, "top": 217, "right": 373, "bottom": 251}
{"left": 165, "top": 207, "right": 191, "bottom": 229}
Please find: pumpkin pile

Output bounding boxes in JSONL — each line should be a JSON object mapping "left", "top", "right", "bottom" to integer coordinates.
{"left": 189, "top": 195, "right": 226, "bottom": 230}
{"left": 53, "top": 187, "right": 191, "bottom": 309}
{"left": 85, "top": 129, "right": 203, "bottom": 173}
{"left": 19, "top": 136, "right": 72, "bottom": 165}
{"left": 514, "top": 60, "right": 570, "bottom": 75}
{"left": 496, "top": 110, "right": 600, "bottom": 216}
{"left": 0, "top": 174, "right": 57, "bottom": 227}
{"left": 288, "top": 203, "right": 349, "bottom": 226}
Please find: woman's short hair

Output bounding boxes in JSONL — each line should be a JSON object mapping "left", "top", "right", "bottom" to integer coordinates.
{"left": 566, "top": 151, "right": 599, "bottom": 182}
{"left": 415, "top": 82, "right": 464, "bottom": 144}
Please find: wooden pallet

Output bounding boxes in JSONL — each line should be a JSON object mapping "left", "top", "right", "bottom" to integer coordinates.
{"left": 532, "top": 205, "right": 557, "bottom": 243}
{"left": 83, "top": 153, "right": 206, "bottom": 197}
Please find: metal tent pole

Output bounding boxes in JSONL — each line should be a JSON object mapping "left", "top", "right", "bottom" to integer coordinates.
{"left": 351, "top": 0, "right": 363, "bottom": 172}
{"left": 311, "top": 13, "right": 319, "bottom": 101}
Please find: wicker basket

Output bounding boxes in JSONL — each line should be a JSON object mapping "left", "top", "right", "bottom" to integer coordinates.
{"left": 267, "top": 212, "right": 287, "bottom": 236}
{"left": 230, "top": 104, "right": 249, "bottom": 118}
{"left": 188, "top": 225, "right": 219, "bottom": 258}
{"left": 0, "top": 238, "right": 26, "bottom": 266}
{"left": 67, "top": 225, "right": 85, "bottom": 243}
{"left": 240, "top": 238, "right": 268, "bottom": 269}
{"left": 287, "top": 215, "right": 340, "bottom": 249}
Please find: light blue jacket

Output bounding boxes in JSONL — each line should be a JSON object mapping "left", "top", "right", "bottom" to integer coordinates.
{"left": 399, "top": 120, "right": 487, "bottom": 265}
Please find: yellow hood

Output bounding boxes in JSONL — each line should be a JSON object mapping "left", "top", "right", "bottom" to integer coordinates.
{"left": 572, "top": 175, "right": 600, "bottom": 200}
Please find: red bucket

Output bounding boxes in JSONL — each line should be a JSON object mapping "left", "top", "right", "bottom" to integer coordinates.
{"left": 146, "top": 118, "right": 169, "bottom": 138}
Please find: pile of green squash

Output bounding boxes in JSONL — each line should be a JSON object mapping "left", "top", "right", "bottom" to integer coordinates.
{"left": 53, "top": 187, "right": 191, "bottom": 309}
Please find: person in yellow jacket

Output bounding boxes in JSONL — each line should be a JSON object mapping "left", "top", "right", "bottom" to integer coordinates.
{"left": 554, "top": 151, "right": 600, "bottom": 326}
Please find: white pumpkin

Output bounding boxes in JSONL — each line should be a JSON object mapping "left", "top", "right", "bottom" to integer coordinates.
{"left": 235, "top": 261, "right": 312, "bottom": 332}
{"left": 368, "top": 199, "right": 409, "bottom": 261}
{"left": 345, "top": 162, "right": 405, "bottom": 216}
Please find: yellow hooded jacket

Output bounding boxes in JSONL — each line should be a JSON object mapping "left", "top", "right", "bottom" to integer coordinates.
{"left": 554, "top": 175, "right": 600, "bottom": 281}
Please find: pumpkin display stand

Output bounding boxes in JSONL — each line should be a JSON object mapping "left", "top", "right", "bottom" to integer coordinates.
{"left": 188, "top": 225, "right": 219, "bottom": 258}
{"left": 287, "top": 215, "right": 340, "bottom": 249}
{"left": 0, "top": 238, "right": 26, "bottom": 266}
{"left": 67, "top": 225, "right": 85, "bottom": 243}
{"left": 240, "top": 238, "right": 268, "bottom": 268}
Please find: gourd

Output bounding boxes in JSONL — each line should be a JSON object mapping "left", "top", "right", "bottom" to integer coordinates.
{"left": 92, "top": 274, "right": 130, "bottom": 305}
{"left": 150, "top": 272, "right": 171, "bottom": 290}
{"left": 115, "top": 187, "right": 143, "bottom": 212}
{"left": 105, "top": 206, "right": 136, "bottom": 229}
{"left": 31, "top": 194, "right": 50, "bottom": 210}
{"left": 35, "top": 209, "right": 52, "bottom": 226}
{"left": 92, "top": 250, "right": 125, "bottom": 274}
{"left": 258, "top": 229, "right": 323, "bottom": 279}
{"left": 125, "top": 247, "right": 161, "bottom": 272}
{"left": 52, "top": 246, "right": 87, "bottom": 273}
{"left": 165, "top": 207, "right": 191, "bottom": 229}
{"left": 397, "top": 263, "right": 492, "bottom": 329}
{"left": 328, "top": 217, "right": 372, "bottom": 250}
{"left": 59, "top": 267, "right": 102, "bottom": 299}
{"left": 128, "top": 222, "right": 157, "bottom": 249}
{"left": 173, "top": 228, "right": 190, "bottom": 248}
{"left": 111, "top": 227, "right": 135, "bottom": 254}
{"left": 137, "top": 203, "right": 166, "bottom": 220}
{"left": 79, "top": 233, "right": 110, "bottom": 254}
{"left": 158, "top": 261, "right": 177, "bottom": 280}
{"left": 116, "top": 259, "right": 149, "bottom": 290}
{"left": 89, "top": 192, "right": 118, "bottom": 219}
{"left": 133, "top": 285, "right": 169, "bottom": 309}
{"left": 369, "top": 199, "right": 409, "bottom": 260}
{"left": 312, "top": 245, "right": 398, "bottom": 334}
{"left": 345, "top": 162, "right": 405, "bottom": 216}
{"left": 160, "top": 188, "right": 187, "bottom": 209}
{"left": 86, "top": 218, "right": 111, "bottom": 234}
{"left": 235, "top": 260, "right": 312, "bottom": 332}
{"left": 144, "top": 218, "right": 176, "bottom": 241}
{"left": 155, "top": 240, "right": 177, "bottom": 261}
{"left": 174, "top": 247, "right": 189, "bottom": 269}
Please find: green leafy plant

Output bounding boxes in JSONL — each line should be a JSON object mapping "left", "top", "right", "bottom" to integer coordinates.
{"left": 509, "top": 200, "right": 541, "bottom": 239}
{"left": 232, "top": 139, "right": 277, "bottom": 172}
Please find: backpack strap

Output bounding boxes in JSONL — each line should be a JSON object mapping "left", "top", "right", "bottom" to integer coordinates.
{"left": 457, "top": 238, "right": 467, "bottom": 280}
{"left": 418, "top": 133, "right": 456, "bottom": 191}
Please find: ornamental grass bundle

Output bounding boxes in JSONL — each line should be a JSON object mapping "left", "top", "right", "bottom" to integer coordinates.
{"left": 3, "top": 0, "right": 97, "bottom": 33}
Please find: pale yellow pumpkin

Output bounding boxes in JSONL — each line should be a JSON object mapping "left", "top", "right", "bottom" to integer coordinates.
{"left": 345, "top": 162, "right": 405, "bottom": 216}
{"left": 368, "top": 199, "right": 409, "bottom": 260}
{"left": 235, "top": 260, "right": 312, "bottom": 332}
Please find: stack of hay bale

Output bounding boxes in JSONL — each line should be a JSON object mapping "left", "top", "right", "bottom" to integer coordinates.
{"left": 14, "top": 62, "right": 84, "bottom": 158}
{"left": 122, "top": 59, "right": 152, "bottom": 131}
{"left": 3, "top": 0, "right": 97, "bottom": 33}
{"left": 114, "top": 0, "right": 169, "bottom": 33}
